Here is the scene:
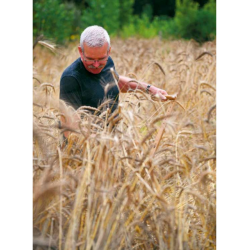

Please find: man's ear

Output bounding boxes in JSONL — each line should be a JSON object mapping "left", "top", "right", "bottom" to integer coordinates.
{"left": 108, "top": 46, "right": 111, "bottom": 55}
{"left": 78, "top": 46, "right": 82, "bottom": 55}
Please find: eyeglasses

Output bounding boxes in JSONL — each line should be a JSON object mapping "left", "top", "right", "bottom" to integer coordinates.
{"left": 82, "top": 52, "right": 109, "bottom": 65}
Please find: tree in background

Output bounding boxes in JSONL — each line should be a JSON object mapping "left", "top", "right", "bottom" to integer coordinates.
{"left": 119, "top": 0, "right": 135, "bottom": 29}
{"left": 80, "top": 0, "right": 135, "bottom": 35}
{"left": 132, "top": 0, "right": 210, "bottom": 18}
{"left": 33, "top": 0, "right": 216, "bottom": 43}
{"left": 166, "top": 0, "right": 216, "bottom": 42}
{"left": 133, "top": 0, "right": 176, "bottom": 18}
{"left": 33, "top": 0, "right": 76, "bottom": 43}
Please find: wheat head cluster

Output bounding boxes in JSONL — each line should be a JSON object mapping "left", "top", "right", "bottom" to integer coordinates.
{"left": 33, "top": 38, "right": 216, "bottom": 250}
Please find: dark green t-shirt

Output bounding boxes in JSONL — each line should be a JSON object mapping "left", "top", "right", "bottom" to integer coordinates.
{"left": 60, "top": 57, "right": 119, "bottom": 114}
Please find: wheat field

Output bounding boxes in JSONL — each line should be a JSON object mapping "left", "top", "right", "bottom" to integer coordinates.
{"left": 33, "top": 38, "right": 216, "bottom": 250}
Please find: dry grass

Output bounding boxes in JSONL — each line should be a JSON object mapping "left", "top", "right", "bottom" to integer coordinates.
{"left": 33, "top": 38, "right": 216, "bottom": 250}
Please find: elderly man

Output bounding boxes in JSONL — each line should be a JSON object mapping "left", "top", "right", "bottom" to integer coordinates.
{"left": 60, "top": 25, "right": 168, "bottom": 134}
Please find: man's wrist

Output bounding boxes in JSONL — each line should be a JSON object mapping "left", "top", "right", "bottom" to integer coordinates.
{"left": 146, "top": 84, "right": 151, "bottom": 94}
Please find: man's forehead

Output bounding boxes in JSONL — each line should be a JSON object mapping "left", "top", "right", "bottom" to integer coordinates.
{"left": 83, "top": 42, "right": 109, "bottom": 54}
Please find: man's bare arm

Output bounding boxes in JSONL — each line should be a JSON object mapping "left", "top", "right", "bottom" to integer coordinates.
{"left": 118, "top": 75, "right": 168, "bottom": 101}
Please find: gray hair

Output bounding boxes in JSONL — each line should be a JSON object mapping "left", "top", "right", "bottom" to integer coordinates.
{"left": 80, "top": 25, "right": 110, "bottom": 52}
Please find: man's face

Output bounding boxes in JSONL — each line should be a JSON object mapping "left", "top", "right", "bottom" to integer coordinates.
{"left": 78, "top": 42, "right": 110, "bottom": 74}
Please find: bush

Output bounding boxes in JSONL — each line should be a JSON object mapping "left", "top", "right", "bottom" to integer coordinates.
{"left": 33, "top": 0, "right": 215, "bottom": 43}
{"left": 81, "top": 0, "right": 120, "bottom": 36}
{"left": 118, "top": 0, "right": 135, "bottom": 29}
{"left": 120, "top": 14, "right": 160, "bottom": 39}
{"left": 164, "top": 0, "right": 216, "bottom": 42}
{"left": 33, "top": 0, "right": 77, "bottom": 43}
{"left": 120, "top": 0, "right": 215, "bottom": 42}
{"left": 120, "top": 7, "right": 170, "bottom": 39}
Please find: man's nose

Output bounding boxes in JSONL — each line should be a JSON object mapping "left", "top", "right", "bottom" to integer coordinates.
{"left": 93, "top": 60, "right": 100, "bottom": 67}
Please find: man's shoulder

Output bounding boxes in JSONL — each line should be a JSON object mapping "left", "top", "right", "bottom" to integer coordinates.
{"left": 106, "top": 56, "right": 115, "bottom": 68}
{"left": 61, "top": 57, "right": 83, "bottom": 79}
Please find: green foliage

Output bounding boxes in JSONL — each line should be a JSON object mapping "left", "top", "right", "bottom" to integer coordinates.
{"left": 33, "top": 0, "right": 215, "bottom": 43}
{"left": 120, "top": 4, "right": 166, "bottom": 39}
{"left": 33, "top": 0, "right": 78, "bottom": 43}
{"left": 164, "top": 0, "right": 216, "bottom": 42}
{"left": 120, "top": 0, "right": 215, "bottom": 42}
{"left": 203, "top": 0, "right": 216, "bottom": 14}
{"left": 119, "top": 0, "right": 135, "bottom": 29}
{"left": 142, "top": 4, "right": 153, "bottom": 21}
{"left": 120, "top": 15, "right": 156, "bottom": 38}
{"left": 81, "top": 0, "right": 120, "bottom": 35}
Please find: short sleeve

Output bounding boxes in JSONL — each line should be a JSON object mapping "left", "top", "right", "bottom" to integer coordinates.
{"left": 60, "top": 76, "right": 82, "bottom": 110}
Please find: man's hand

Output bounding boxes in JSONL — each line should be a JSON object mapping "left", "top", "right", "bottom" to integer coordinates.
{"left": 149, "top": 86, "right": 168, "bottom": 101}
